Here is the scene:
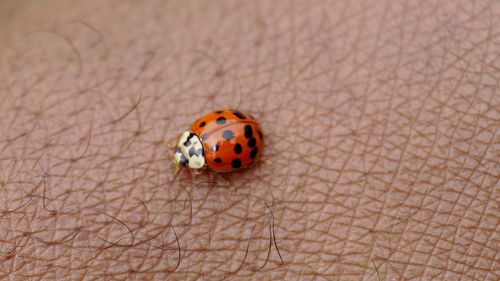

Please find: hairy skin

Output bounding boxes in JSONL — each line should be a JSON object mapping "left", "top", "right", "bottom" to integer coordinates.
{"left": 0, "top": 0, "right": 498, "bottom": 280}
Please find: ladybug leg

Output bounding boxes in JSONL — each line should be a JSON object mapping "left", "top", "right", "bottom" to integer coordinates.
{"left": 218, "top": 173, "right": 237, "bottom": 192}
{"left": 173, "top": 164, "right": 192, "bottom": 177}
{"left": 167, "top": 137, "right": 177, "bottom": 149}
{"left": 257, "top": 155, "right": 269, "bottom": 165}
{"left": 171, "top": 165, "right": 184, "bottom": 181}
{"left": 245, "top": 155, "right": 265, "bottom": 171}
{"left": 247, "top": 160, "right": 260, "bottom": 169}
{"left": 184, "top": 167, "right": 194, "bottom": 182}
{"left": 210, "top": 172, "right": 220, "bottom": 188}
{"left": 191, "top": 164, "right": 208, "bottom": 175}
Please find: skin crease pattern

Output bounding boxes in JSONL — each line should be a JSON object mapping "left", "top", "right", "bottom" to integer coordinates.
{"left": 0, "top": 0, "right": 499, "bottom": 280}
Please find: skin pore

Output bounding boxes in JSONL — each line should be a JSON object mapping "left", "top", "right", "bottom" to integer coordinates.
{"left": 0, "top": 0, "right": 498, "bottom": 280}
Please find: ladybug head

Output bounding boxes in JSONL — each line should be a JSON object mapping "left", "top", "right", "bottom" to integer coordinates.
{"left": 173, "top": 131, "right": 206, "bottom": 172}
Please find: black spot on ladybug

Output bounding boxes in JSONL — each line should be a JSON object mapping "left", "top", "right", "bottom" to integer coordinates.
{"left": 216, "top": 116, "right": 226, "bottom": 125}
{"left": 233, "top": 110, "right": 246, "bottom": 119}
{"left": 258, "top": 130, "right": 263, "bottom": 140}
{"left": 211, "top": 144, "right": 219, "bottom": 152}
{"left": 244, "top": 125, "right": 253, "bottom": 138}
{"left": 200, "top": 133, "right": 208, "bottom": 141}
{"left": 175, "top": 147, "right": 181, "bottom": 154}
{"left": 250, "top": 147, "right": 258, "bottom": 159}
{"left": 247, "top": 137, "right": 256, "bottom": 148}
{"left": 214, "top": 157, "right": 222, "bottom": 163}
{"left": 234, "top": 143, "right": 242, "bottom": 154}
{"left": 199, "top": 121, "right": 206, "bottom": 127}
{"left": 189, "top": 147, "right": 203, "bottom": 157}
{"left": 184, "top": 132, "right": 196, "bottom": 146}
{"left": 231, "top": 158, "right": 242, "bottom": 169}
{"left": 215, "top": 110, "right": 223, "bottom": 114}
{"left": 222, "top": 130, "right": 234, "bottom": 140}
{"left": 179, "top": 154, "right": 188, "bottom": 166}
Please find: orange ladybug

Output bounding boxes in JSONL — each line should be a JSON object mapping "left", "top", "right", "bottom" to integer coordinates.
{"left": 173, "top": 109, "right": 264, "bottom": 173}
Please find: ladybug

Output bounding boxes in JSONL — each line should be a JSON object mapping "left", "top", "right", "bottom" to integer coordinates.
{"left": 173, "top": 109, "right": 264, "bottom": 173}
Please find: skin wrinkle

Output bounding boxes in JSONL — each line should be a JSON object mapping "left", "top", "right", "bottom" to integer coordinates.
{"left": 0, "top": 0, "right": 499, "bottom": 280}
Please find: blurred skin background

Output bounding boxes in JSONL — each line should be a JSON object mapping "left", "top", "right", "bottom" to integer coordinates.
{"left": 0, "top": 1, "right": 498, "bottom": 280}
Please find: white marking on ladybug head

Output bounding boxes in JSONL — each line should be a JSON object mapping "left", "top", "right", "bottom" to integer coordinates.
{"left": 173, "top": 131, "right": 205, "bottom": 171}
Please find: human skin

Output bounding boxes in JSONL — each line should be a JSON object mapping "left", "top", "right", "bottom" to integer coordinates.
{"left": 0, "top": 0, "right": 498, "bottom": 280}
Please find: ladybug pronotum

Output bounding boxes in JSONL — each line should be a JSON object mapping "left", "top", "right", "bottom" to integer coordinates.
{"left": 173, "top": 109, "right": 264, "bottom": 173}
